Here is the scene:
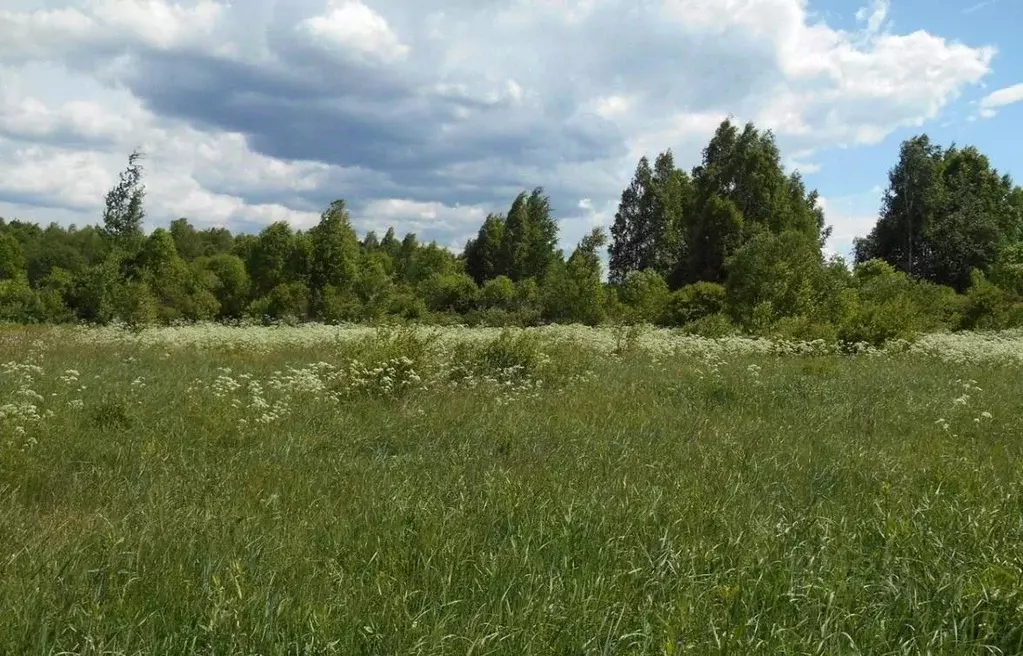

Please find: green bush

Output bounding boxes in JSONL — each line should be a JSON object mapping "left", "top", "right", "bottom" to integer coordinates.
{"left": 616, "top": 269, "right": 669, "bottom": 324}
{"left": 480, "top": 275, "right": 517, "bottom": 310}
{"left": 421, "top": 273, "right": 479, "bottom": 313}
{"left": 659, "top": 282, "right": 726, "bottom": 327}
{"left": 960, "top": 269, "right": 1023, "bottom": 330}
{"left": 449, "top": 329, "right": 547, "bottom": 383}
{"left": 110, "top": 280, "right": 158, "bottom": 326}
{"left": 837, "top": 296, "right": 922, "bottom": 346}
{"left": 463, "top": 307, "right": 542, "bottom": 327}
{"left": 387, "top": 287, "right": 428, "bottom": 320}
{"left": 347, "top": 324, "right": 438, "bottom": 368}
{"left": 248, "top": 282, "right": 311, "bottom": 324}
{"left": 320, "top": 284, "right": 364, "bottom": 324}
{"left": 770, "top": 315, "right": 839, "bottom": 343}
{"left": 678, "top": 313, "right": 737, "bottom": 338}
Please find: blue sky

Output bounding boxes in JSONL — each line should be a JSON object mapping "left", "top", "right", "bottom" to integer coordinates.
{"left": 804, "top": 0, "right": 1023, "bottom": 257}
{"left": 0, "top": 0, "right": 1020, "bottom": 262}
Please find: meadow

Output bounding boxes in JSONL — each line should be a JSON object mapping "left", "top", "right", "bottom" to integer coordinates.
{"left": 1, "top": 323, "right": 1022, "bottom": 655}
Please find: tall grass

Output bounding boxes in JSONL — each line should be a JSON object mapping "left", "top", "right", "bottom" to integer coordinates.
{"left": 0, "top": 326, "right": 1022, "bottom": 654}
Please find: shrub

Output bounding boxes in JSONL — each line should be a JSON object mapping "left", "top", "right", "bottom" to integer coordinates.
{"left": 248, "top": 282, "right": 311, "bottom": 324}
{"left": 320, "top": 284, "right": 364, "bottom": 324}
{"left": 960, "top": 269, "right": 1023, "bottom": 330}
{"left": 770, "top": 315, "right": 839, "bottom": 343}
{"left": 110, "top": 280, "right": 158, "bottom": 326}
{"left": 659, "top": 282, "right": 726, "bottom": 327}
{"left": 387, "top": 288, "right": 428, "bottom": 320}
{"left": 678, "top": 313, "right": 737, "bottom": 338}
{"left": 837, "top": 295, "right": 922, "bottom": 347}
{"left": 616, "top": 269, "right": 669, "bottom": 324}
{"left": 463, "top": 307, "right": 541, "bottom": 327}
{"left": 421, "top": 273, "right": 479, "bottom": 313}
{"left": 450, "top": 329, "right": 547, "bottom": 383}
{"left": 480, "top": 275, "right": 517, "bottom": 310}
{"left": 0, "top": 276, "right": 42, "bottom": 323}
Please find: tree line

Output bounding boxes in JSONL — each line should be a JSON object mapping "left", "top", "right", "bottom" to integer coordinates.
{"left": 0, "top": 119, "right": 1021, "bottom": 344}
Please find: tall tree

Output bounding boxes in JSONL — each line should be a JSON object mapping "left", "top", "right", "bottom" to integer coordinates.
{"left": 247, "top": 222, "right": 298, "bottom": 297}
{"left": 199, "top": 253, "right": 250, "bottom": 319}
{"left": 380, "top": 227, "right": 401, "bottom": 259}
{"left": 543, "top": 228, "right": 607, "bottom": 325}
{"left": 856, "top": 136, "right": 1022, "bottom": 290}
{"left": 649, "top": 150, "right": 693, "bottom": 282}
{"left": 395, "top": 233, "right": 419, "bottom": 283}
{"left": 683, "top": 119, "right": 827, "bottom": 284}
{"left": 926, "top": 146, "right": 1021, "bottom": 290}
{"left": 609, "top": 151, "right": 691, "bottom": 286}
{"left": 686, "top": 194, "right": 744, "bottom": 284}
{"left": 501, "top": 192, "right": 531, "bottom": 281}
{"left": 500, "top": 188, "right": 560, "bottom": 282}
{"left": 464, "top": 213, "right": 506, "bottom": 284}
{"left": 0, "top": 232, "right": 26, "bottom": 280}
{"left": 609, "top": 156, "right": 654, "bottom": 284}
{"left": 102, "top": 149, "right": 146, "bottom": 251}
{"left": 137, "top": 228, "right": 218, "bottom": 321}
{"left": 855, "top": 135, "right": 945, "bottom": 279}
{"left": 308, "top": 200, "right": 361, "bottom": 295}
{"left": 169, "top": 218, "right": 204, "bottom": 261}
{"left": 361, "top": 230, "right": 380, "bottom": 251}
{"left": 522, "top": 188, "right": 559, "bottom": 281}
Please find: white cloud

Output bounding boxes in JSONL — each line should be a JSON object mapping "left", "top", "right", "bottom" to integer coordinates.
{"left": 359, "top": 198, "right": 488, "bottom": 247}
{"left": 977, "top": 83, "right": 1023, "bottom": 119}
{"left": 301, "top": 0, "right": 409, "bottom": 63}
{"left": 590, "top": 95, "right": 634, "bottom": 120}
{"left": 963, "top": 0, "right": 999, "bottom": 14}
{"left": 788, "top": 159, "right": 821, "bottom": 175}
{"left": 0, "top": 0, "right": 228, "bottom": 63}
{"left": 0, "top": 0, "right": 1000, "bottom": 253}
{"left": 0, "top": 7, "right": 98, "bottom": 64}
{"left": 818, "top": 188, "right": 885, "bottom": 259}
{"left": 88, "top": 0, "right": 226, "bottom": 51}
{"left": 0, "top": 96, "right": 126, "bottom": 145}
{"left": 764, "top": 21, "right": 994, "bottom": 147}
{"left": 625, "top": 111, "right": 729, "bottom": 163}
{"left": 0, "top": 143, "right": 113, "bottom": 211}
{"left": 856, "top": 0, "right": 890, "bottom": 35}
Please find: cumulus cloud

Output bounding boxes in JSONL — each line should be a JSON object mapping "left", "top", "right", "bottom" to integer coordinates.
{"left": 818, "top": 186, "right": 886, "bottom": 259}
{"left": 856, "top": 0, "right": 890, "bottom": 35}
{"left": 977, "top": 83, "right": 1023, "bottom": 119}
{"left": 300, "top": 0, "right": 410, "bottom": 63}
{"left": 0, "top": 0, "right": 227, "bottom": 63}
{"left": 0, "top": 0, "right": 998, "bottom": 252}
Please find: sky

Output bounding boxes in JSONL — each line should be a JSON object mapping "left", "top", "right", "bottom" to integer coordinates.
{"left": 0, "top": 0, "right": 1020, "bottom": 262}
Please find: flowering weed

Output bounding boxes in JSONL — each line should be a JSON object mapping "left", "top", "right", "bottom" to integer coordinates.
{"left": 0, "top": 326, "right": 1021, "bottom": 653}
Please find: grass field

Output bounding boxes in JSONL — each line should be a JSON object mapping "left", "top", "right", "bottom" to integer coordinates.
{"left": 1, "top": 324, "right": 1023, "bottom": 655}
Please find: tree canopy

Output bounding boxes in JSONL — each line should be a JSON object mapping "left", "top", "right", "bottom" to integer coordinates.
{"left": 0, "top": 123, "right": 1020, "bottom": 342}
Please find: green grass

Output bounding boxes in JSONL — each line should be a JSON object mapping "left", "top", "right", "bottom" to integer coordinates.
{"left": 1, "top": 326, "right": 1023, "bottom": 654}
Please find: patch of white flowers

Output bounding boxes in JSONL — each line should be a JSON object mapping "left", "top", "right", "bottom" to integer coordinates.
{"left": 345, "top": 357, "right": 423, "bottom": 398}
{"left": 935, "top": 379, "right": 995, "bottom": 437}
{"left": 0, "top": 360, "right": 53, "bottom": 448}
{"left": 60, "top": 322, "right": 1023, "bottom": 367}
